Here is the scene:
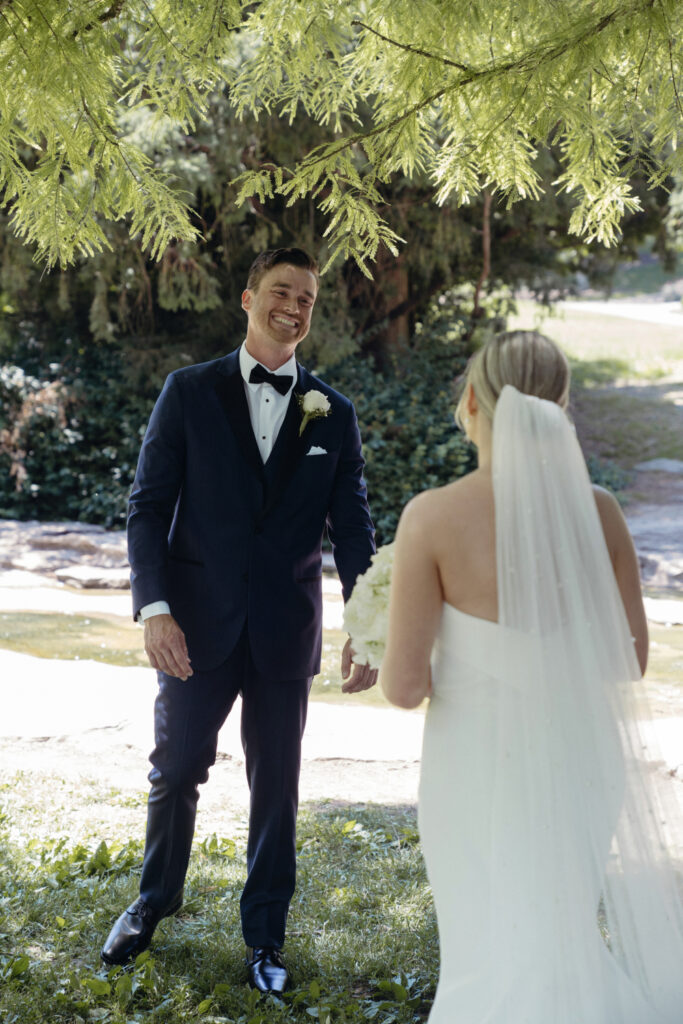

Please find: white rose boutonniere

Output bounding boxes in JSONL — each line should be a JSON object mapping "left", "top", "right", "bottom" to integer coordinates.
{"left": 297, "top": 389, "right": 331, "bottom": 436}
{"left": 343, "top": 542, "right": 395, "bottom": 669}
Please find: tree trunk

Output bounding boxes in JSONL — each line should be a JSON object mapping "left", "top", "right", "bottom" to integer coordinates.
{"left": 472, "top": 190, "right": 492, "bottom": 320}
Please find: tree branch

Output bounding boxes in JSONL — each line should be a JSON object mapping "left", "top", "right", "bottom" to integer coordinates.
{"left": 633, "top": 28, "right": 651, "bottom": 102}
{"left": 652, "top": 0, "right": 683, "bottom": 117}
{"left": 0, "top": 8, "right": 30, "bottom": 59}
{"left": 73, "top": 0, "right": 126, "bottom": 37}
{"left": 286, "top": 86, "right": 449, "bottom": 175}
{"left": 96, "top": 0, "right": 126, "bottom": 27}
{"left": 289, "top": 0, "right": 654, "bottom": 178}
{"left": 667, "top": 34, "right": 683, "bottom": 117}
{"left": 351, "top": 19, "right": 471, "bottom": 72}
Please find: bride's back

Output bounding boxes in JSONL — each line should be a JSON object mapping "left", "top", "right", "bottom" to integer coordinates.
{"left": 425, "top": 468, "right": 498, "bottom": 623}
{"left": 380, "top": 329, "right": 648, "bottom": 711}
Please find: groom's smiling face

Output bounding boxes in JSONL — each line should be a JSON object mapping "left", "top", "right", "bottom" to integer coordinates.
{"left": 242, "top": 263, "right": 318, "bottom": 351}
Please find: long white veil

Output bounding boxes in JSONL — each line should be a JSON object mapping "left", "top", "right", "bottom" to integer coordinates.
{"left": 490, "top": 385, "right": 683, "bottom": 1021}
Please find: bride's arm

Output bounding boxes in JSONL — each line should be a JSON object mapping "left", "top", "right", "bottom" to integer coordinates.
{"left": 379, "top": 493, "right": 443, "bottom": 708}
{"left": 593, "top": 486, "right": 649, "bottom": 675}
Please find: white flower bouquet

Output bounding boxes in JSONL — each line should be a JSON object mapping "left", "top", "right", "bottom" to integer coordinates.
{"left": 343, "top": 542, "right": 395, "bottom": 669}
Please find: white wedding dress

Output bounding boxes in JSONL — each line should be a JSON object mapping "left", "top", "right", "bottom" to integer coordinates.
{"left": 418, "top": 387, "right": 683, "bottom": 1023}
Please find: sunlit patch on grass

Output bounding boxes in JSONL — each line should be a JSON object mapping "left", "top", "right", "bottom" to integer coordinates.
{"left": 509, "top": 300, "right": 683, "bottom": 382}
{"left": 0, "top": 615, "right": 390, "bottom": 707}
{"left": 0, "top": 612, "right": 146, "bottom": 667}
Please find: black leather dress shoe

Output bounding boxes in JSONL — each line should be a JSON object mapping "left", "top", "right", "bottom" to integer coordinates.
{"left": 101, "top": 896, "right": 182, "bottom": 965}
{"left": 246, "top": 946, "right": 289, "bottom": 993}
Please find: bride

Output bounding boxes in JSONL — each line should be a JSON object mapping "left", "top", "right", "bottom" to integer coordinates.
{"left": 379, "top": 330, "right": 683, "bottom": 1023}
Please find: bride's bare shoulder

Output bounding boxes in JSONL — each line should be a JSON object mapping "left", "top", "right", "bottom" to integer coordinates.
{"left": 398, "top": 471, "right": 488, "bottom": 536}
{"left": 592, "top": 484, "right": 627, "bottom": 529}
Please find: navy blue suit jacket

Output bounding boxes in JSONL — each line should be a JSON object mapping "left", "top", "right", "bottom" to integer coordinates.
{"left": 127, "top": 349, "right": 375, "bottom": 679}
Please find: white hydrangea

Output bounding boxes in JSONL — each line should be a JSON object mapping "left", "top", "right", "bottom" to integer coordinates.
{"left": 343, "top": 542, "right": 395, "bottom": 669}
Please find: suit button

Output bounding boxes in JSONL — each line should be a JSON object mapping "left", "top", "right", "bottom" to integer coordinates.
{"left": 254, "top": 524, "right": 263, "bottom": 535}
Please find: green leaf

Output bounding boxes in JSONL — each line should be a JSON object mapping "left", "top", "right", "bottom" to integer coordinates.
{"left": 83, "top": 976, "right": 111, "bottom": 996}
{"left": 115, "top": 973, "right": 133, "bottom": 1007}
{"left": 9, "top": 955, "right": 30, "bottom": 978}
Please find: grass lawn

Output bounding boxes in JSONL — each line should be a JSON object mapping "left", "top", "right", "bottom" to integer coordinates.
{"left": 508, "top": 300, "right": 683, "bottom": 380}
{"left": 0, "top": 803, "right": 433, "bottom": 1024}
{"left": 1, "top": 298, "right": 682, "bottom": 1024}
{"left": 0, "top": 610, "right": 148, "bottom": 668}
{"left": 608, "top": 252, "right": 681, "bottom": 298}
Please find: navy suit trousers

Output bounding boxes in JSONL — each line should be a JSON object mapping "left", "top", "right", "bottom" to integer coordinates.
{"left": 139, "top": 627, "right": 311, "bottom": 948}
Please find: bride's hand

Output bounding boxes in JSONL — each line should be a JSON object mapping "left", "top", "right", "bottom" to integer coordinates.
{"left": 340, "top": 637, "right": 378, "bottom": 693}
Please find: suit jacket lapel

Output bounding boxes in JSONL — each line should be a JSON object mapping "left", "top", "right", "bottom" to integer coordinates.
{"left": 213, "top": 352, "right": 264, "bottom": 481}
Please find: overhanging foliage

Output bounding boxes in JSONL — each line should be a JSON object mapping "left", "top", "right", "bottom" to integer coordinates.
{"left": 1, "top": 0, "right": 681, "bottom": 270}
{"left": 0, "top": 0, "right": 243, "bottom": 265}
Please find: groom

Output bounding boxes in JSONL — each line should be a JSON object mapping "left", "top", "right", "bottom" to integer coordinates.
{"left": 101, "top": 248, "right": 377, "bottom": 991}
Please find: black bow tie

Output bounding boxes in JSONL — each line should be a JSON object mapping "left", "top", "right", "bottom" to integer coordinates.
{"left": 248, "top": 364, "right": 294, "bottom": 396}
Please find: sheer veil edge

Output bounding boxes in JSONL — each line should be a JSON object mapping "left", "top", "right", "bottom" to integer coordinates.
{"left": 491, "top": 384, "right": 683, "bottom": 1020}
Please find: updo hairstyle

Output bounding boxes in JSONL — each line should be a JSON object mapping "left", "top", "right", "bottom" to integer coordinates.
{"left": 455, "top": 330, "right": 570, "bottom": 427}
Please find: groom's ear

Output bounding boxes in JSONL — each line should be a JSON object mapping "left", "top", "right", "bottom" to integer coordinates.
{"left": 241, "top": 289, "right": 252, "bottom": 312}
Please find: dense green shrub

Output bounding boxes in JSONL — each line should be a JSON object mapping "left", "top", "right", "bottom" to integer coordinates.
{"left": 0, "top": 304, "right": 631, "bottom": 540}
{"left": 0, "top": 292, "right": 492, "bottom": 536}
{"left": 322, "top": 290, "right": 507, "bottom": 543}
{"left": 6, "top": 290, "right": 600, "bottom": 544}
{"left": 585, "top": 455, "right": 631, "bottom": 502}
{"left": 0, "top": 344, "right": 153, "bottom": 526}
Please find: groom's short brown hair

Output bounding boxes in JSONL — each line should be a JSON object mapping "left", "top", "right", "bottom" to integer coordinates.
{"left": 246, "top": 248, "right": 319, "bottom": 292}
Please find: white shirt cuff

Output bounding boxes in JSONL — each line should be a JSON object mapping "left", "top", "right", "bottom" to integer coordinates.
{"left": 138, "top": 600, "right": 171, "bottom": 622}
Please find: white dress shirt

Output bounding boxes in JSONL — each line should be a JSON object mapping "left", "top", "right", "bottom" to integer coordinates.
{"left": 138, "top": 342, "right": 296, "bottom": 623}
{"left": 239, "top": 341, "right": 296, "bottom": 463}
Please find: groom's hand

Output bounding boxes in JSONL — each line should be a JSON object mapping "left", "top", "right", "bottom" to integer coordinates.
{"left": 144, "top": 613, "right": 193, "bottom": 681}
{"left": 341, "top": 637, "right": 377, "bottom": 693}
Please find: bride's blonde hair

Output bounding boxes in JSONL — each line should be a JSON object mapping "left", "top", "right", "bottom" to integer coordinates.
{"left": 455, "top": 330, "right": 570, "bottom": 427}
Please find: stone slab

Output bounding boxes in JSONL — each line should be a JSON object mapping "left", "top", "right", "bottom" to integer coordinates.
{"left": 635, "top": 459, "right": 683, "bottom": 474}
{"left": 0, "top": 649, "right": 423, "bottom": 763}
{"left": 54, "top": 565, "right": 131, "bottom": 589}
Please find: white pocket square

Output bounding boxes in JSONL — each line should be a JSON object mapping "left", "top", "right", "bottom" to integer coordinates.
{"left": 306, "top": 445, "right": 327, "bottom": 456}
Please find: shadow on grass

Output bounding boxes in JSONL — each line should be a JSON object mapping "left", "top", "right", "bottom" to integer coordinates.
{"left": 570, "top": 356, "right": 634, "bottom": 388}
{"left": 0, "top": 802, "right": 435, "bottom": 1023}
{"left": 572, "top": 378, "right": 683, "bottom": 469}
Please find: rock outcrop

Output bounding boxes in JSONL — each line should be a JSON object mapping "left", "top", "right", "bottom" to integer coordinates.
{"left": 0, "top": 521, "right": 129, "bottom": 588}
